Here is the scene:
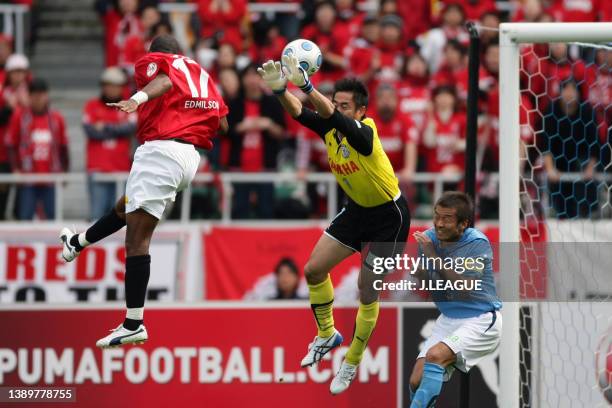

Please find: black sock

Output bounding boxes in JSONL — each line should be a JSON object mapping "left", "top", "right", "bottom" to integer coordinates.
{"left": 85, "top": 208, "right": 126, "bottom": 244}
{"left": 123, "top": 318, "right": 143, "bottom": 331}
{"left": 123, "top": 255, "right": 151, "bottom": 330}
{"left": 69, "top": 235, "right": 84, "bottom": 251}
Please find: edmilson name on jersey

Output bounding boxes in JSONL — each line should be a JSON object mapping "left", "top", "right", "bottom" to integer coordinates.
{"left": 184, "top": 100, "right": 220, "bottom": 109}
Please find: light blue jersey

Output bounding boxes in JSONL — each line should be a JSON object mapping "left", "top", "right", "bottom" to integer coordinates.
{"left": 421, "top": 227, "right": 502, "bottom": 318}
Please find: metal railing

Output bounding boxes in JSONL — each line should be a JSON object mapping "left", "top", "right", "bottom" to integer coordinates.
{"left": 2, "top": 171, "right": 607, "bottom": 222}
{"left": 0, "top": 4, "right": 28, "bottom": 54}
{"left": 0, "top": 171, "right": 474, "bottom": 222}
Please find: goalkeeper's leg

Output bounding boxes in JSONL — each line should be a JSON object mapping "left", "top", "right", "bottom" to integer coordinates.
{"left": 300, "top": 233, "right": 354, "bottom": 367}
{"left": 330, "top": 263, "right": 381, "bottom": 395}
{"left": 60, "top": 195, "right": 127, "bottom": 261}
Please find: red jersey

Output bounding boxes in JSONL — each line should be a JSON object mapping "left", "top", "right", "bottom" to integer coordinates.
{"left": 345, "top": 38, "right": 379, "bottom": 78}
{"left": 6, "top": 108, "right": 67, "bottom": 173}
{"left": 529, "top": 57, "right": 586, "bottom": 111}
{"left": 423, "top": 112, "right": 466, "bottom": 173}
{"left": 134, "top": 52, "right": 229, "bottom": 149}
{"left": 239, "top": 100, "right": 264, "bottom": 172}
{"left": 549, "top": 0, "right": 602, "bottom": 21}
{"left": 431, "top": 64, "right": 469, "bottom": 101}
{"left": 485, "top": 84, "right": 535, "bottom": 167}
{"left": 396, "top": 80, "right": 430, "bottom": 132}
{"left": 83, "top": 97, "right": 135, "bottom": 172}
{"left": 369, "top": 110, "right": 419, "bottom": 170}
{"left": 300, "top": 24, "right": 350, "bottom": 82}
{"left": 439, "top": 0, "right": 496, "bottom": 21}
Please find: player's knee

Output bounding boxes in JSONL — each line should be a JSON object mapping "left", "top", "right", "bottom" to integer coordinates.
{"left": 358, "top": 288, "right": 378, "bottom": 305}
{"left": 303, "top": 261, "right": 325, "bottom": 284}
{"left": 125, "top": 237, "right": 149, "bottom": 257}
{"left": 425, "top": 346, "right": 448, "bottom": 365}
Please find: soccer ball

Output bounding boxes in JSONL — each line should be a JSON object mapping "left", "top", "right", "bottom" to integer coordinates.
{"left": 281, "top": 39, "right": 323, "bottom": 76}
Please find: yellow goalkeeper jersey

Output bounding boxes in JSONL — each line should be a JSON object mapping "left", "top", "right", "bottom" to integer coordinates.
{"left": 323, "top": 117, "right": 400, "bottom": 207}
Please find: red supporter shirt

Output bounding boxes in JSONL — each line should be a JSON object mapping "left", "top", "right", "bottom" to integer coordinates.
{"left": 301, "top": 24, "right": 350, "bottom": 82}
{"left": 439, "top": 0, "right": 496, "bottom": 21}
{"left": 431, "top": 64, "right": 470, "bottom": 101}
{"left": 396, "top": 0, "right": 431, "bottom": 40}
{"left": 239, "top": 100, "right": 264, "bottom": 172}
{"left": 549, "top": 0, "right": 602, "bottom": 21}
{"left": 6, "top": 108, "right": 67, "bottom": 173}
{"left": 369, "top": 110, "right": 418, "bottom": 170}
{"left": 83, "top": 98, "right": 135, "bottom": 172}
{"left": 584, "top": 64, "right": 611, "bottom": 142}
{"left": 196, "top": 0, "right": 246, "bottom": 51}
{"left": 345, "top": 38, "right": 379, "bottom": 78}
{"left": 423, "top": 112, "right": 465, "bottom": 173}
{"left": 134, "top": 52, "right": 229, "bottom": 149}
{"left": 396, "top": 80, "right": 430, "bottom": 132}
{"left": 337, "top": 10, "right": 365, "bottom": 42}
{"left": 486, "top": 84, "right": 535, "bottom": 161}
{"left": 529, "top": 58, "right": 586, "bottom": 112}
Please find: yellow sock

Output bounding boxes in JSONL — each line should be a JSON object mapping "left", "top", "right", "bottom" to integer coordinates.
{"left": 308, "top": 275, "right": 335, "bottom": 338}
{"left": 345, "top": 301, "right": 380, "bottom": 365}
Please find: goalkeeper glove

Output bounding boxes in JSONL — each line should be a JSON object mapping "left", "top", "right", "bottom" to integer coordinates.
{"left": 257, "top": 60, "right": 288, "bottom": 95}
{"left": 281, "top": 54, "right": 314, "bottom": 94}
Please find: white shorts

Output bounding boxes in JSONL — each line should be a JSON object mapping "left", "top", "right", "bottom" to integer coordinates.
{"left": 125, "top": 140, "right": 201, "bottom": 219}
{"left": 417, "top": 310, "right": 502, "bottom": 380}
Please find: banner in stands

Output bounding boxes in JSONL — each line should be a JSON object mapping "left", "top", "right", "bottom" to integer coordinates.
{"left": 0, "top": 306, "right": 398, "bottom": 408}
{"left": 0, "top": 228, "right": 180, "bottom": 304}
{"left": 202, "top": 225, "right": 509, "bottom": 301}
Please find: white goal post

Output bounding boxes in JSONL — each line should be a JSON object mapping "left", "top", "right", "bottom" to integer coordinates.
{"left": 499, "top": 22, "right": 612, "bottom": 408}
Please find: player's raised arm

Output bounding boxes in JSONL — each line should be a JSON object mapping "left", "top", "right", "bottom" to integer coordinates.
{"left": 107, "top": 73, "right": 173, "bottom": 113}
{"left": 257, "top": 60, "right": 301, "bottom": 117}
{"left": 281, "top": 54, "right": 335, "bottom": 118}
{"left": 259, "top": 59, "right": 333, "bottom": 138}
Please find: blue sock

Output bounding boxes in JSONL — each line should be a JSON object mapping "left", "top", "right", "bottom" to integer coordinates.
{"left": 410, "top": 362, "right": 445, "bottom": 408}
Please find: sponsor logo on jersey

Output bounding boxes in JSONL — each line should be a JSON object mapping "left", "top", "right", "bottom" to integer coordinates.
{"left": 147, "top": 62, "right": 158, "bottom": 77}
{"left": 340, "top": 145, "right": 350, "bottom": 159}
{"left": 329, "top": 160, "right": 360, "bottom": 175}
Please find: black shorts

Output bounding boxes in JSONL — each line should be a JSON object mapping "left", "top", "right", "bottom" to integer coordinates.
{"left": 325, "top": 194, "right": 410, "bottom": 259}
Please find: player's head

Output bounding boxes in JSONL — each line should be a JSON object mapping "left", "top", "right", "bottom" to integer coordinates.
{"left": 149, "top": 34, "right": 181, "bottom": 54}
{"left": 433, "top": 191, "right": 473, "bottom": 241}
{"left": 375, "top": 82, "right": 398, "bottom": 121}
{"left": 332, "top": 77, "right": 369, "bottom": 120}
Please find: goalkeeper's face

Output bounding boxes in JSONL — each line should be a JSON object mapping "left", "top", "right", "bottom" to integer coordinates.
{"left": 333, "top": 91, "right": 366, "bottom": 120}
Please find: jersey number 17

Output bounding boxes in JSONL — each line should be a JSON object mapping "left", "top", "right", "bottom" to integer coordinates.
{"left": 171, "top": 56, "right": 209, "bottom": 99}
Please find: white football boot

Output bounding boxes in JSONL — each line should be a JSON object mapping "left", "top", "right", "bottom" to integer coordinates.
{"left": 330, "top": 360, "right": 357, "bottom": 395}
{"left": 59, "top": 227, "right": 80, "bottom": 262}
{"left": 96, "top": 324, "right": 148, "bottom": 348}
{"left": 300, "top": 329, "right": 343, "bottom": 367}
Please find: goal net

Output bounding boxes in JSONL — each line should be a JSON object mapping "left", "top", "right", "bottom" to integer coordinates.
{"left": 499, "top": 23, "right": 612, "bottom": 408}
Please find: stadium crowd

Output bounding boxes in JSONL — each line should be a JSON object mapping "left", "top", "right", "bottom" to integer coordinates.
{"left": 0, "top": 0, "right": 610, "bottom": 220}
